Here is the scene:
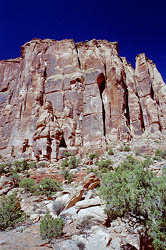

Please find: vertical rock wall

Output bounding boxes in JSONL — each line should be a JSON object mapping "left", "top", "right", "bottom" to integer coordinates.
{"left": 0, "top": 39, "right": 165, "bottom": 160}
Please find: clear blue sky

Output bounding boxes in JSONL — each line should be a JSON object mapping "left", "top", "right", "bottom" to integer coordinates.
{"left": 0, "top": 0, "right": 165, "bottom": 80}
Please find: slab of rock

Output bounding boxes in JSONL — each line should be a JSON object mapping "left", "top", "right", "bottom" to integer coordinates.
{"left": 64, "top": 187, "right": 84, "bottom": 209}
{"left": 110, "top": 237, "right": 122, "bottom": 250}
{"left": 75, "top": 197, "right": 102, "bottom": 210}
{"left": 61, "top": 207, "right": 77, "bottom": 224}
{"left": 83, "top": 173, "right": 100, "bottom": 190}
{"left": 76, "top": 205, "right": 107, "bottom": 229}
{"left": 53, "top": 240, "right": 79, "bottom": 250}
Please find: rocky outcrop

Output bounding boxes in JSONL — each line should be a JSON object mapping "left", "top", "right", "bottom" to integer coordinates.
{"left": 0, "top": 39, "right": 165, "bottom": 160}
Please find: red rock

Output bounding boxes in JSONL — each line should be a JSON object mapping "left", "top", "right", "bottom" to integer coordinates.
{"left": 0, "top": 39, "right": 165, "bottom": 160}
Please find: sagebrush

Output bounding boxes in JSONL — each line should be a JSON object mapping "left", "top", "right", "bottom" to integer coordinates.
{"left": 99, "top": 155, "right": 166, "bottom": 250}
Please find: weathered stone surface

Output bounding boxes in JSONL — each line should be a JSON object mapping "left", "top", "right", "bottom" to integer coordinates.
{"left": 75, "top": 197, "right": 102, "bottom": 210}
{"left": 83, "top": 172, "right": 100, "bottom": 190}
{"left": 0, "top": 39, "right": 165, "bottom": 160}
{"left": 76, "top": 205, "right": 107, "bottom": 229}
{"left": 64, "top": 187, "right": 84, "bottom": 209}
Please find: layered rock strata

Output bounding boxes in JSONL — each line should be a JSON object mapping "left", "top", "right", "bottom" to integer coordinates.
{"left": 0, "top": 39, "right": 165, "bottom": 160}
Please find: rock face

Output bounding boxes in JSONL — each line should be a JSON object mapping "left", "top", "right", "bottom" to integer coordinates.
{"left": 0, "top": 38, "right": 165, "bottom": 160}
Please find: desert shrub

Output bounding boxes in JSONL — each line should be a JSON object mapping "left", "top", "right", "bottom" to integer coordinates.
{"left": 21, "top": 160, "right": 29, "bottom": 171}
{"left": 89, "top": 153, "right": 99, "bottom": 160}
{"left": 61, "top": 169, "right": 73, "bottom": 183}
{"left": 61, "top": 159, "right": 69, "bottom": 169}
{"left": 11, "top": 173, "right": 21, "bottom": 187}
{"left": 0, "top": 192, "right": 25, "bottom": 230}
{"left": 135, "top": 149, "right": 142, "bottom": 156}
{"left": 68, "top": 156, "right": 80, "bottom": 169}
{"left": 153, "top": 155, "right": 161, "bottom": 161}
{"left": 108, "top": 148, "right": 114, "bottom": 155}
{"left": 162, "top": 166, "right": 166, "bottom": 176}
{"left": 30, "top": 183, "right": 41, "bottom": 195}
{"left": 0, "top": 163, "right": 12, "bottom": 174}
{"left": 19, "top": 178, "right": 35, "bottom": 192}
{"left": 28, "top": 161, "right": 37, "bottom": 169}
{"left": 123, "top": 145, "right": 130, "bottom": 152}
{"left": 0, "top": 164, "right": 7, "bottom": 174}
{"left": 99, "top": 155, "right": 166, "bottom": 250}
{"left": 64, "top": 151, "right": 73, "bottom": 157}
{"left": 61, "top": 157, "right": 80, "bottom": 169}
{"left": 39, "top": 177, "right": 61, "bottom": 196}
{"left": 19, "top": 177, "right": 61, "bottom": 196}
{"left": 13, "top": 160, "right": 22, "bottom": 168}
{"left": 37, "top": 162, "right": 47, "bottom": 168}
{"left": 11, "top": 160, "right": 37, "bottom": 174}
{"left": 40, "top": 210, "right": 64, "bottom": 239}
{"left": 13, "top": 160, "right": 29, "bottom": 172}
{"left": 96, "top": 159, "right": 113, "bottom": 173}
{"left": 155, "top": 149, "right": 166, "bottom": 160}
{"left": 87, "top": 167, "right": 98, "bottom": 175}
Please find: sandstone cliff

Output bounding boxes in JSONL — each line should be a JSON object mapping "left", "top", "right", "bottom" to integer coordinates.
{"left": 0, "top": 39, "right": 165, "bottom": 160}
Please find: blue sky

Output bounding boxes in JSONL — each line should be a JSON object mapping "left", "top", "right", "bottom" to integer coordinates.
{"left": 0, "top": 0, "right": 165, "bottom": 80}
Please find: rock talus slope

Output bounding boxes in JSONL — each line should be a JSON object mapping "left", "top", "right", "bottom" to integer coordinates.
{"left": 0, "top": 39, "right": 165, "bottom": 160}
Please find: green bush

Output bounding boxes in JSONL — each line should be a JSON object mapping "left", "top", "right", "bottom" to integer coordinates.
{"left": 11, "top": 173, "right": 21, "bottom": 187}
{"left": 162, "top": 166, "right": 166, "bottom": 176}
{"left": 123, "top": 145, "right": 130, "bottom": 152}
{"left": 37, "top": 162, "right": 47, "bottom": 168}
{"left": 61, "top": 169, "right": 73, "bottom": 183}
{"left": 13, "top": 160, "right": 29, "bottom": 171}
{"left": 40, "top": 210, "right": 64, "bottom": 239}
{"left": 61, "top": 157, "right": 80, "bottom": 170}
{"left": 19, "top": 178, "right": 35, "bottom": 192}
{"left": 28, "top": 161, "right": 37, "bottom": 169}
{"left": 68, "top": 156, "right": 80, "bottom": 169}
{"left": 39, "top": 177, "right": 61, "bottom": 196}
{"left": 96, "top": 159, "right": 113, "bottom": 173}
{"left": 108, "top": 148, "right": 114, "bottom": 155}
{"left": 87, "top": 167, "right": 98, "bottom": 173}
{"left": 89, "top": 153, "right": 99, "bottom": 160}
{"left": 0, "top": 163, "right": 12, "bottom": 174}
{"left": 0, "top": 163, "right": 7, "bottom": 174}
{"left": 0, "top": 192, "right": 25, "bottom": 230}
{"left": 13, "top": 160, "right": 37, "bottom": 173}
{"left": 99, "top": 155, "right": 166, "bottom": 250}
{"left": 61, "top": 159, "right": 69, "bottom": 169}
{"left": 64, "top": 151, "right": 73, "bottom": 157}
{"left": 19, "top": 177, "right": 61, "bottom": 196}
{"left": 155, "top": 149, "right": 166, "bottom": 160}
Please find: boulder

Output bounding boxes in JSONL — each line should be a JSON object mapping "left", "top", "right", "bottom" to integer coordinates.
{"left": 76, "top": 205, "right": 107, "bottom": 229}
{"left": 64, "top": 187, "right": 84, "bottom": 209}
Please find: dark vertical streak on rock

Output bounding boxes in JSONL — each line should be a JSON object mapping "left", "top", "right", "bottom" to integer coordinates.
{"left": 150, "top": 84, "right": 154, "bottom": 100}
{"left": 98, "top": 77, "right": 106, "bottom": 136}
{"left": 42, "top": 67, "right": 47, "bottom": 106}
{"left": 75, "top": 44, "right": 81, "bottom": 69}
{"left": 139, "top": 102, "right": 145, "bottom": 131}
{"left": 125, "top": 87, "right": 130, "bottom": 126}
